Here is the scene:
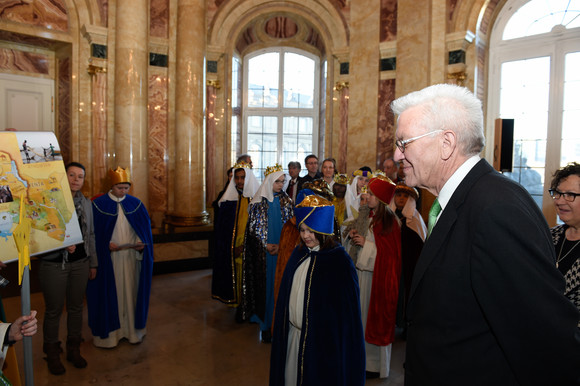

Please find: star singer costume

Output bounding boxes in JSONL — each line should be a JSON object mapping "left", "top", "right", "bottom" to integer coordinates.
{"left": 86, "top": 167, "right": 154, "bottom": 347}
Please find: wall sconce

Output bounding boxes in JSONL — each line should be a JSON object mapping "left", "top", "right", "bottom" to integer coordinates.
{"left": 335, "top": 81, "right": 349, "bottom": 91}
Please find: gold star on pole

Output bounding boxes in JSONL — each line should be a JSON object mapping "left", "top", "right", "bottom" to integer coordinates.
{"left": 13, "top": 194, "right": 31, "bottom": 285}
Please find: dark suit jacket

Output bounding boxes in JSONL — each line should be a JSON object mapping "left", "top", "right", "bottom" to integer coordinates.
{"left": 286, "top": 177, "right": 301, "bottom": 203}
{"left": 405, "top": 159, "right": 580, "bottom": 386}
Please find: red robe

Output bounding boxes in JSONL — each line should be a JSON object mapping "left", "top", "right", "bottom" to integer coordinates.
{"left": 365, "top": 218, "right": 402, "bottom": 346}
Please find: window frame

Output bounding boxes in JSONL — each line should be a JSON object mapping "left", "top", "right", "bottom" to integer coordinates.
{"left": 241, "top": 47, "right": 320, "bottom": 179}
{"left": 486, "top": 0, "right": 580, "bottom": 225}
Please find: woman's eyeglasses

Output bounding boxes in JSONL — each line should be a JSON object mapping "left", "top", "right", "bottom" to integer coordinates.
{"left": 549, "top": 189, "right": 579, "bottom": 202}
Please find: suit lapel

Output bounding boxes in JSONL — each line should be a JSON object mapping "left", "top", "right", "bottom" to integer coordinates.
{"left": 408, "top": 159, "right": 495, "bottom": 303}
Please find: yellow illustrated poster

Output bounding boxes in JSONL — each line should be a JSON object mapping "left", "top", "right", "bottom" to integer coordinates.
{"left": 0, "top": 131, "right": 83, "bottom": 263}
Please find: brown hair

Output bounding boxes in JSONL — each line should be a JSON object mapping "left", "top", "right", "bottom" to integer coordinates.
{"left": 551, "top": 162, "right": 580, "bottom": 190}
{"left": 299, "top": 230, "right": 339, "bottom": 250}
{"left": 370, "top": 200, "right": 399, "bottom": 234}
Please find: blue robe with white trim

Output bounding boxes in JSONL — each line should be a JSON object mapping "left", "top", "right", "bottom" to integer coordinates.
{"left": 87, "top": 194, "right": 154, "bottom": 338}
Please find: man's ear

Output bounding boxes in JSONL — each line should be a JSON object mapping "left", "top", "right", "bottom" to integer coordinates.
{"left": 440, "top": 130, "right": 457, "bottom": 160}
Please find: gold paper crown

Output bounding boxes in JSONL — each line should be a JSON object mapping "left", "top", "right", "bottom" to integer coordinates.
{"left": 303, "top": 179, "right": 335, "bottom": 201}
{"left": 334, "top": 173, "right": 351, "bottom": 185}
{"left": 372, "top": 174, "right": 394, "bottom": 184}
{"left": 264, "top": 163, "right": 283, "bottom": 177}
{"left": 373, "top": 169, "right": 386, "bottom": 178}
{"left": 233, "top": 161, "right": 252, "bottom": 169}
{"left": 353, "top": 169, "right": 374, "bottom": 178}
{"left": 108, "top": 166, "right": 131, "bottom": 185}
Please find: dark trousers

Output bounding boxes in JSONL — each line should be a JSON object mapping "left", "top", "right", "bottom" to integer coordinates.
{"left": 39, "top": 257, "right": 90, "bottom": 343}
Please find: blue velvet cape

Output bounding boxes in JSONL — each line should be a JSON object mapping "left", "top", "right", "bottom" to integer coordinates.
{"left": 87, "top": 194, "right": 154, "bottom": 338}
{"left": 270, "top": 245, "right": 365, "bottom": 386}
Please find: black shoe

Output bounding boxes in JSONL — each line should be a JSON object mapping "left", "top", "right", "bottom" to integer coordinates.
{"left": 261, "top": 330, "right": 272, "bottom": 343}
{"left": 366, "top": 371, "right": 380, "bottom": 379}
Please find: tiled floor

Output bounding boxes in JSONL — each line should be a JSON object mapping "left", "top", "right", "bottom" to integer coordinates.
{"left": 4, "top": 269, "right": 405, "bottom": 385}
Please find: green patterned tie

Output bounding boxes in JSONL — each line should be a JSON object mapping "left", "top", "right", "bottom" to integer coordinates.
{"left": 427, "top": 198, "right": 442, "bottom": 237}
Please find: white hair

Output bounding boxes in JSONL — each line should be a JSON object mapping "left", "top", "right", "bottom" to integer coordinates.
{"left": 391, "top": 84, "right": 485, "bottom": 155}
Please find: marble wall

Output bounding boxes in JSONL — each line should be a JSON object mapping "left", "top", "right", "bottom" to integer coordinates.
{"left": 148, "top": 71, "right": 169, "bottom": 228}
{"left": 0, "top": 47, "right": 49, "bottom": 74}
{"left": 57, "top": 57, "right": 71, "bottom": 165}
{"left": 151, "top": 0, "right": 170, "bottom": 38}
{"left": 0, "top": 0, "right": 68, "bottom": 32}
{"left": 377, "top": 79, "right": 396, "bottom": 166}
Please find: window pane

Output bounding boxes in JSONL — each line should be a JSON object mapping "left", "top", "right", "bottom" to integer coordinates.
{"left": 500, "top": 57, "right": 550, "bottom": 140}
{"left": 247, "top": 116, "right": 278, "bottom": 181}
{"left": 500, "top": 56, "right": 550, "bottom": 207}
{"left": 283, "top": 53, "right": 315, "bottom": 109}
{"left": 504, "top": 140, "right": 546, "bottom": 208}
{"left": 503, "top": 0, "right": 580, "bottom": 40}
{"left": 248, "top": 53, "right": 279, "bottom": 108}
{"left": 562, "top": 51, "right": 580, "bottom": 166}
{"left": 232, "top": 56, "right": 241, "bottom": 109}
{"left": 282, "top": 117, "right": 313, "bottom": 170}
{"left": 243, "top": 48, "right": 318, "bottom": 181}
{"left": 248, "top": 116, "right": 277, "bottom": 134}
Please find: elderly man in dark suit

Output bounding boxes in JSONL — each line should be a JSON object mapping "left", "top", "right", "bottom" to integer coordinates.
{"left": 392, "top": 84, "right": 580, "bottom": 386}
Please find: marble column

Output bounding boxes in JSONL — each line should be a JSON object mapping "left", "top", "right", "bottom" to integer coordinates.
{"left": 90, "top": 69, "right": 108, "bottom": 194}
{"left": 396, "top": 0, "right": 438, "bottom": 218}
{"left": 114, "top": 0, "right": 149, "bottom": 204}
{"left": 337, "top": 84, "right": 349, "bottom": 174}
{"left": 395, "top": 0, "right": 431, "bottom": 97}
{"left": 206, "top": 82, "right": 218, "bottom": 209}
{"left": 348, "top": 0, "right": 380, "bottom": 172}
{"left": 165, "top": 0, "right": 209, "bottom": 226}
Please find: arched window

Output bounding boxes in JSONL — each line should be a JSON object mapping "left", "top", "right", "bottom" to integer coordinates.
{"left": 242, "top": 48, "right": 320, "bottom": 181}
{"left": 488, "top": 0, "right": 580, "bottom": 224}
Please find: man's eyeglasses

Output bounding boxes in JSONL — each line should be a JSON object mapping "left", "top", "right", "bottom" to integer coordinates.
{"left": 549, "top": 189, "right": 579, "bottom": 202}
{"left": 395, "top": 130, "right": 444, "bottom": 153}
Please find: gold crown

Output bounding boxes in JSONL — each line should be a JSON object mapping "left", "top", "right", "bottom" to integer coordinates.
{"left": 334, "top": 173, "right": 351, "bottom": 185}
{"left": 353, "top": 169, "right": 374, "bottom": 178}
{"left": 296, "top": 194, "right": 333, "bottom": 208}
{"left": 233, "top": 161, "right": 251, "bottom": 169}
{"left": 303, "top": 179, "right": 335, "bottom": 200}
{"left": 264, "top": 163, "right": 283, "bottom": 177}
{"left": 373, "top": 169, "right": 386, "bottom": 178}
{"left": 108, "top": 166, "right": 131, "bottom": 185}
{"left": 372, "top": 174, "right": 394, "bottom": 184}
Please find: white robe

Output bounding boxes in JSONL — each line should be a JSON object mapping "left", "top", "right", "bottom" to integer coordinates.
{"left": 285, "top": 246, "right": 318, "bottom": 385}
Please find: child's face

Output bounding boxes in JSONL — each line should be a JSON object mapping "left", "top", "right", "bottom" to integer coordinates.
{"left": 357, "top": 176, "right": 369, "bottom": 192}
{"left": 394, "top": 191, "right": 410, "bottom": 210}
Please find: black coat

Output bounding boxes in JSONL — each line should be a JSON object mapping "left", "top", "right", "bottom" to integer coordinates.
{"left": 404, "top": 159, "right": 580, "bottom": 386}
{"left": 270, "top": 245, "right": 365, "bottom": 386}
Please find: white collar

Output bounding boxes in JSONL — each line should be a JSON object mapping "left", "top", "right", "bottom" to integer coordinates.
{"left": 108, "top": 191, "right": 126, "bottom": 203}
{"left": 438, "top": 155, "right": 480, "bottom": 211}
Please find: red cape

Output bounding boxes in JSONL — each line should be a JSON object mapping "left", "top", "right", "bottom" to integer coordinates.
{"left": 365, "top": 218, "right": 402, "bottom": 346}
